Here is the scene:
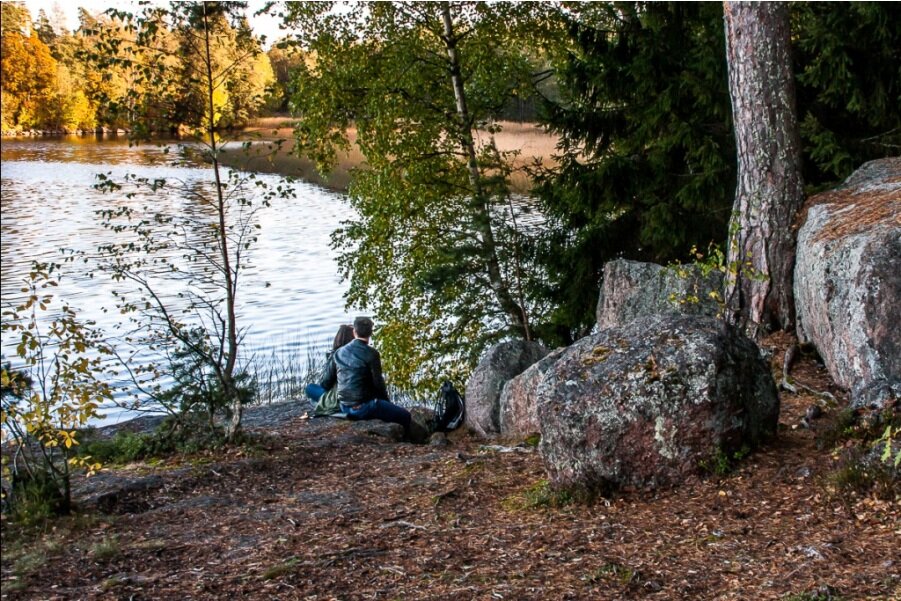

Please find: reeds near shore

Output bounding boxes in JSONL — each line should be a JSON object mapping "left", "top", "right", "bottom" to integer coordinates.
{"left": 244, "top": 337, "right": 324, "bottom": 405}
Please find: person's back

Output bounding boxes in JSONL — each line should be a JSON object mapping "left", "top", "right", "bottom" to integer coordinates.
{"left": 320, "top": 316, "right": 411, "bottom": 433}
{"left": 333, "top": 338, "right": 389, "bottom": 407}
{"left": 305, "top": 324, "right": 354, "bottom": 415}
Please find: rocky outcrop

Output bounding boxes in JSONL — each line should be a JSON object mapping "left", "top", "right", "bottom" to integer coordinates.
{"left": 597, "top": 259, "right": 725, "bottom": 330}
{"left": 794, "top": 158, "right": 901, "bottom": 410}
{"left": 537, "top": 315, "right": 779, "bottom": 492}
{"left": 465, "top": 340, "right": 548, "bottom": 437}
{"left": 499, "top": 347, "right": 565, "bottom": 437}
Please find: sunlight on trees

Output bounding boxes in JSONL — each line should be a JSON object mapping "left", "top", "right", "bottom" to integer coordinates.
{"left": 78, "top": 2, "right": 287, "bottom": 441}
{"left": 0, "top": 1, "right": 275, "bottom": 134}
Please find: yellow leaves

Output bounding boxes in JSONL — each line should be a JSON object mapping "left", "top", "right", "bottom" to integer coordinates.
{"left": 1, "top": 31, "right": 58, "bottom": 128}
{"left": 69, "top": 455, "right": 103, "bottom": 476}
{"left": 58, "top": 430, "right": 80, "bottom": 449}
{"left": 3, "top": 270, "right": 111, "bottom": 500}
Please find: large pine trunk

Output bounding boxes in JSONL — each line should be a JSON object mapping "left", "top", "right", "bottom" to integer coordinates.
{"left": 723, "top": 1, "right": 804, "bottom": 337}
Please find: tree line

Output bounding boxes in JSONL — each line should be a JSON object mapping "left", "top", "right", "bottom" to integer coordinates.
{"left": 0, "top": 1, "right": 282, "bottom": 133}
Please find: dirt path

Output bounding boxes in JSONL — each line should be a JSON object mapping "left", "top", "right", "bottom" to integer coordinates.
{"left": 2, "top": 348, "right": 898, "bottom": 600}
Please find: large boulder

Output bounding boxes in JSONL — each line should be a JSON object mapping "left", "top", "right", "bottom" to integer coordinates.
{"left": 794, "top": 158, "right": 901, "bottom": 410}
{"left": 597, "top": 259, "right": 725, "bottom": 330}
{"left": 499, "top": 347, "right": 565, "bottom": 437}
{"left": 465, "top": 340, "right": 548, "bottom": 436}
{"left": 537, "top": 315, "right": 779, "bottom": 492}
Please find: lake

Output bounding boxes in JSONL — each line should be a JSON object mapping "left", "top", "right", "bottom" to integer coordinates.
{"left": 1, "top": 136, "right": 356, "bottom": 424}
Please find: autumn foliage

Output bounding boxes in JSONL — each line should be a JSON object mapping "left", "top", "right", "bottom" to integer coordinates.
{"left": 0, "top": 2, "right": 274, "bottom": 134}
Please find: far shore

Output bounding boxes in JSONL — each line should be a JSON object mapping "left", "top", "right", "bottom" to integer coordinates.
{"left": 224, "top": 116, "right": 560, "bottom": 193}
{"left": 1, "top": 117, "right": 561, "bottom": 193}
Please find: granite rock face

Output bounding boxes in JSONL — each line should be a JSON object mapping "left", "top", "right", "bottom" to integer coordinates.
{"left": 537, "top": 315, "right": 779, "bottom": 492}
{"left": 465, "top": 340, "right": 549, "bottom": 436}
{"left": 597, "top": 259, "right": 725, "bottom": 330}
{"left": 499, "top": 348, "right": 565, "bottom": 437}
{"left": 794, "top": 158, "right": 901, "bottom": 410}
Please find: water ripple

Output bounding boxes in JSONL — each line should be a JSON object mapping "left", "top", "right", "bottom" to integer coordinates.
{"left": 2, "top": 138, "right": 357, "bottom": 424}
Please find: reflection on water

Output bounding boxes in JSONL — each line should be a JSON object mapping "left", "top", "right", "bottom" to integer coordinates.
{"left": 1, "top": 137, "right": 355, "bottom": 424}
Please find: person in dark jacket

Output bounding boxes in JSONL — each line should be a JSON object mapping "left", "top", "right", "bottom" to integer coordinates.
{"left": 319, "top": 316, "right": 411, "bottom": 430}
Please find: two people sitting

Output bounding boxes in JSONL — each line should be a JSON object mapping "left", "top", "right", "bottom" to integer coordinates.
{"left": 305, "top": 316, "right": 412, "bottom": 433}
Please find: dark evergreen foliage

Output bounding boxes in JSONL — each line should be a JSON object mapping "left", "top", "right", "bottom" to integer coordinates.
{"left": 535, "top": 3, "right": 734, "bottom": 341}
{"left": 536, "top": 2, "right": 901, "bottom": 339}
{"left": 793, "top": 2, "right": 901, "bottom": 187}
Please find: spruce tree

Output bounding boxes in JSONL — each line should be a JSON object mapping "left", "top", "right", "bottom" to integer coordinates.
{"left": 535, "top": 2, "right": 734, "bottom": 341}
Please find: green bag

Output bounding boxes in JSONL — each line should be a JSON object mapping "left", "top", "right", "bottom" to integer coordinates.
{"left": 313, "top": 385, "right": 341, "bottom": 416}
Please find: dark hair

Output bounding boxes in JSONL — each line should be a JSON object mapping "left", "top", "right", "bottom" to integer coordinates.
{"left": 332, "top": 324, "right": 355, "bottom": 351}
{"left": 353, "top": 316, "right": 374, "bottom": 339}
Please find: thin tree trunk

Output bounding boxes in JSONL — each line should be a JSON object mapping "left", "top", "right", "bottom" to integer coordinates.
{"left": 723, "top": 1, "right": 804, "bottom": 338}
{"left": 440, "top": 4, "right": 531, "bottom": 341}
{"left": 202, "top": 5, "right": 242, "bottom": 440}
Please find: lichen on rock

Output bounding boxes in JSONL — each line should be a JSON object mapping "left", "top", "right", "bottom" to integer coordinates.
{"left": 537, "top": 314, "right": 779, "bottom": 492}
{"left": 794, "top": 157, "right": 901, "bottom": 411}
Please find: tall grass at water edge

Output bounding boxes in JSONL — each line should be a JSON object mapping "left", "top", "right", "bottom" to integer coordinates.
{"left": 244, "top": 336, "right": 323, "bottom": 406}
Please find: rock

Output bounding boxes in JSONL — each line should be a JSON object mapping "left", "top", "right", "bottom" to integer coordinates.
{"left": 596, "top": 259, "right": 725, "bottom": 330}
{"left": 429, "top": 432, "right": 450, "bottom": 447}
{"left": 866, "top": 437, "right": 900, "bottom": 480}
{"left": 407, "top": 417, "right": 430, "bottom": 444}
{"left": 537, "top": 315, "right": 779, "bottom": 492}
{"left": 465, "top": 340, "right": 549, "bottom": 436}
{"left": 349, "top": 420, "right": 404, "bottom": 442}
{"left": 77, "top": 473, "right": 169, "bottom": 514}
{"left": 794, "top": 158, "right": 901, "bottom": 411}
{"left": 499, "top": 348, "right": 565, "bottom": 437}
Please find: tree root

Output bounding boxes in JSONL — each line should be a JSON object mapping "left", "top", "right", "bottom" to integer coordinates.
{"left": 780, "top": 343, "right": 837, "bottom": 405}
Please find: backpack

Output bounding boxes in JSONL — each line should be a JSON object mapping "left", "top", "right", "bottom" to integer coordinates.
{"left": 432, "top": 380, "right": 465, "bottom": 432}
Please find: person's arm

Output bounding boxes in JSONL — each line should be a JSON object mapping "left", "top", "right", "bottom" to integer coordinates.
{"left": 370, "top": 349, "right": 390, "bottom": 401}
{"left": 319, "top": 353, "right": 337, "bottom": 390}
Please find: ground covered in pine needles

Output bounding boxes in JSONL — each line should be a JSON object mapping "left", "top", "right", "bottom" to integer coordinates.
{"left": 2, "top": 340, "right": 898, "bottom": 600}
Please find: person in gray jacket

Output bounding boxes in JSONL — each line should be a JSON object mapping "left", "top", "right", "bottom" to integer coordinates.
{"left": 319, "top": 316, "right": 411, "bottom": 430}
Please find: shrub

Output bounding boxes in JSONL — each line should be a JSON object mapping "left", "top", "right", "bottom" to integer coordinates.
{"left": 78, "top": 411, "right": 237, "bottom": 466}
{"left": 1, "top": 265, "right": 109, "bottom": 520}
{"left": 821, "top": 410, "right": 900, "bottom": 504}
{"left": 699, "top": 445, "right": 752, "bottom": 476}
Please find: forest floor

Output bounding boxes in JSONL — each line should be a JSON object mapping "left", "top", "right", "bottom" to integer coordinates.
{"left": 1, "top": 337, "right": 898, "bottom": 601}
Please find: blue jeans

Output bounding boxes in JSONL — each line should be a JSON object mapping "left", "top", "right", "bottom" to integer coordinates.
{"left": 341, "top": 399, "right": 411, "bottom": 430}
{"left": 305, "top": 383, "right": 325, "bottom": 403}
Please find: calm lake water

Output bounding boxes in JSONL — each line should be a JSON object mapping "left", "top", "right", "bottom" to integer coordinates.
{"left": 1, "top": 137, "right": 356, "bottom": 424}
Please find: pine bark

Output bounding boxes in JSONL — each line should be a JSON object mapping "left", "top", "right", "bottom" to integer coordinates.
{"left": 723, "top": 1, "right": 804, "bottom": 337}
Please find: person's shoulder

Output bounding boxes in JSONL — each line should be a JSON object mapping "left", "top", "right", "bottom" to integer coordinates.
{"left": 353, "top": 339, "right": 379, "bottom": 358}
{"left": 335, "top": 343, "right": 352, "bottom": 361}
